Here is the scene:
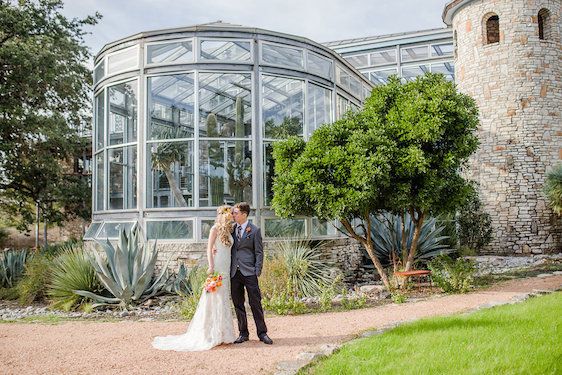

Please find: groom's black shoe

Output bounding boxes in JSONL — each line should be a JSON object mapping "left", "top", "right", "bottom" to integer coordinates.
{"left": 259, "top": 334, "right": 273, "bottom": 345}
{"left": 234, "top": 335, "right": 249, "bottom": 344}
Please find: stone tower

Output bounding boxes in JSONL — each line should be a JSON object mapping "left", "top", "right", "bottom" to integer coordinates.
{"left": 443, "top": 0, "right": 562, "bottom": 254}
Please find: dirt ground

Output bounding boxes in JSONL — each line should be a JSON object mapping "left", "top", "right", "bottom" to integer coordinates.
{"left": 1, "top": 274, "right": 561, "bottom": 375}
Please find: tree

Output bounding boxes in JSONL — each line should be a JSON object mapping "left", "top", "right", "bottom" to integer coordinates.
{"left": 373, "top": 74, "right": 480, "bottom": 270}
{"left": 272, "top": 73, "right": 480, "bottom": 288}
{"left": 0, "top": 0, "right": 100, "bottom": 242}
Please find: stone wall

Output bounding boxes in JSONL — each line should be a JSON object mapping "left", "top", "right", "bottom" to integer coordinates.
{"left": 452, "top": 0, "right": 562, "bottom": 254}
{"left": 467, "top": 253, "right": 562, "bottom": 275}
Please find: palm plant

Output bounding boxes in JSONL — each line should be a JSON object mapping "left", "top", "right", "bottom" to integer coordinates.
{"left": 150, "top": 127, "right": 188, "bottom": 207}
{"left": 544, "top": 164, "right": 562, "bottom": 215}
{"left": 274, "top": 238, "right": 332, "bottom": 298}
{"left": 48, "top": 245, "right": 104, "bottom": 311}
{"left": 369, "top": 212, "right": 452, "bottom": 271}
{"left": 0, "top": 249, "right": 29, "bottom": 288}
{"left": 74, "top": 224, "right": 172, "bottom": 307}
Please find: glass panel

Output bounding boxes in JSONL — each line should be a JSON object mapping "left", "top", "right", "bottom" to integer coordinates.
{"left": 147, "top": 141, "right": 193, "bottom": 208}
{"left": 431, "top": 43, "right": 454, "bottom": 57}
{"left": 307, "top": 83, "right": 332, "bottom": 136}
{"left": 307, "top": 52, "right": 332, "bottom": 79}
{"left": 401, "top": 45, "right": 429, "bottom": 62}
{"left": 96, "top": 222, "right": 134, "bottom": 239}
{"left": 349, "top": 76, "right": 361, "bottom": 98}
{"left": 336, "top": 95, "right": 351, "bottom": 119}
{"left": 108, "top": 146, "right": 137, "bottom": 210}
{"left": 336, "top": 65, "right": 350, "bottom": 89}
{"left": 95, "top": 153, "right": 104, "bottom": 211}
{"left": 84, "top": 222, "right": 102, "bottom": 239}
{"left": 199, "top": 73, "right": 252, "bottom": 137}
{"left": 108, "top": 80, "right": 138, "bottom": 146}
{"left": 363, "top": 84, "right": 371, "bottom": 100}
{"left": 94, "top": 61, "right": 105, "bottom": 84}
{"left": 147, "top": 41, "right": 193, "bottom": 64}
{"left": 199, "top": 140, "right": 252, "bottom": 207}
{"left": 263, "top": 142, "right": 274, "bottom": 206}
{"left": 344, "top": 54, "right": 368, "bottom": 68}
{"left": 262, "top": 43, "right": 303, "bottom": 69}
{"left": 95, "top": 92, "right": 105, "bottom": 150}
{"left": 370, "top": 68, "right": 398, "bottom": 85}
{"left": 430, "top": 62, "right": 455, "bottom": 81}
{"left": 264, "top": 218, "right": 305, "bottom": 238}
{"left": 147, "top": 220, "right": 193, "bottom": 240}
{"left": 369, "top": 48, "right": 397, "bottom": 66}
{"left": 107, "top": 47, "right": 138, "bottom": 74}
{"left": 262, "top": 75, "right": 304, "bottom": 139}
{"left": 200, "top": 40, "right": 251, "bottom": 61}
{"left": 201, "top": 219, "right": 215, "bottom": 239}
{"left": 401, "top": 65, "right": 429, "bottom": 82}
{"left": 312, "top": 218, "right": 337, "bottom": 237}
{"left": 148, "top": 73, "right": 195, "bottom": 140}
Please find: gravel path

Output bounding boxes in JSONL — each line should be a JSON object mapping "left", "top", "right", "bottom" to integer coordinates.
{"left": 1, "top": 274, "right": 561, "bottom": 375}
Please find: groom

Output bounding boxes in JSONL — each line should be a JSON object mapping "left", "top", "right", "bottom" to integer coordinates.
{"left": 230, "top": 202, "right": 273, "bottom": 345}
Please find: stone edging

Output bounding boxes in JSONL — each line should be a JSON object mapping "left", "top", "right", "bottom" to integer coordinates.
{"left": 275, "top": 272, "right": 562, "bottom": 375}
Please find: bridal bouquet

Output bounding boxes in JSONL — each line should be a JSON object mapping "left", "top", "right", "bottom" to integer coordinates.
{"left": 204, "top": 272, "right": 223, "bottom": 293}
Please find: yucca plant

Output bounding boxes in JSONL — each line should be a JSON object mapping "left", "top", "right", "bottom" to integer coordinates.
{"left": 48, "top": 246, "right": 105, "bottom": 311}
{"left": 275, "top": 238, "right": 332, "bottom": 298}
{"left": 0, "top": 249, "right": 29, "bottom": 288}
{"left": 544, "top": 164, "right": 562, "bottom": 215}
{"left": 370, "top": 212, "right": 453, "bottom": 270}
{"left": 74, "top": 224, "right": 172, "bottom": 307}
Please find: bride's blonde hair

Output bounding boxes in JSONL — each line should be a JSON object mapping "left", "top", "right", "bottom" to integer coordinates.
{"left": 215, "top": 205, "right": 233, "bottom": 246}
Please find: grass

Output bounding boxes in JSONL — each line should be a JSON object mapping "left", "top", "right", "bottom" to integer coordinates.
{"left": 301, "top": 292, "right": 562, "bottom": 375}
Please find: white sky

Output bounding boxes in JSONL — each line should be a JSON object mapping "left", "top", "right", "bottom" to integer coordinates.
{"left": 62, "top": 0, "right": 450, "bottom": 61}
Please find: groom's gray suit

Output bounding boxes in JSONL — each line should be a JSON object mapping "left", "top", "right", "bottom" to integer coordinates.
{"left": 230, "top": 222, "right": 268, "bottom": 338}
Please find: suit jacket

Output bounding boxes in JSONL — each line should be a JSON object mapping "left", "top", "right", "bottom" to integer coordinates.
{"left": 230, "top": 222, "right": 264, "bottom": 278}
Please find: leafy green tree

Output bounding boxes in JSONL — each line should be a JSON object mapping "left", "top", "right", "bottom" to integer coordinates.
{"left": 0, "top": 0, "right": 100, "bottom": 240}
{"left": 272, "top": 74, "right": 479, "bottom": 288}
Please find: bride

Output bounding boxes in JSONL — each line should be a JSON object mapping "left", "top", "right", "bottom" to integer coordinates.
{"left": 152, "top": 205, "right": 237, "bottom": 351}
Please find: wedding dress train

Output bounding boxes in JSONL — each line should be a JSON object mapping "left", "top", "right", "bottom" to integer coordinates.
{"left": 152, "top": 234, "right": 237, "bottom": 351}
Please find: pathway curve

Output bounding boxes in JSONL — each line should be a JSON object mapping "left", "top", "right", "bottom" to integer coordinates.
{"left": 1, "top": 274, "right": 561, "bottom": 374}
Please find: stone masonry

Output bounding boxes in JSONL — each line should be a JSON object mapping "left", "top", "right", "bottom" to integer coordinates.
{"left": 446, "top": 0, "right": 562, "bottom": 254}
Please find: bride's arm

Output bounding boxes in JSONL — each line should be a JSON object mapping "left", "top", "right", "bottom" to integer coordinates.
{"left": 206, "top": 227, "right": 217, "bottom": 274}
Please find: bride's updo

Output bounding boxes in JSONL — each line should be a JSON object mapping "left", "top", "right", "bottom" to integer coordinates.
{"left": 215, "top": 205, "right": 234, "bottom": 246}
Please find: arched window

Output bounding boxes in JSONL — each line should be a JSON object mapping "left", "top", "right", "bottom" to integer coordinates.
{"left": 485, "top": 14, "right": 500, "bottom": 44}
{"left": 538, "top": 8, "right": 551, "bottom": 40}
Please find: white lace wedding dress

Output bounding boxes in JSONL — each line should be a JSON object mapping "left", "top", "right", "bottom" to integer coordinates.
{"left": 152, "top": 234, "right": 237, "bottom": 351}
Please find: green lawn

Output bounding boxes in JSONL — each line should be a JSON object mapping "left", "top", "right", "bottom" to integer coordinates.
{"left": 302, "top": 292, "right": 562, "bottom": 375}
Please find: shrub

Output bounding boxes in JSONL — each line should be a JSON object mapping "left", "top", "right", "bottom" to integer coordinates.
{"left": 340, "top": 287, "right": 367, "bottom": 310}
{"left": 0, "top": 227, "right": 8, "bottom": 248}
{"left": 48, "top": 246, "right": 104, "bottom": 311}
{"left": 262, "top": 291, "right": 308, "bottom": 315}
{"left": 17, "top": 254, "right": 53, "bottom": 304}
{"left": 428, "top": 254, "right": 476, "bottom": 293}
{"left": 391, "top": 291, "right": 407, "bottom": 304}
{"left": 260, "top": 252, "right": 290, "bottom": 301}
{"left": 543, "top": 164, "right": 562, "bottom": 215}
{"left": 179, "top": 266, "right": 207, "bottom": 319}
{"left": 457, "top": 191, "right": 492, "bottom": 252}
{"left": 0, "top": 249, "right": 29, "bottom": 288}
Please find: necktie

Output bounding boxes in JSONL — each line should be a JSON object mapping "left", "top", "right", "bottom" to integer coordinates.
{"left": 237, "top": 225, "right": 242, "bottom": 240}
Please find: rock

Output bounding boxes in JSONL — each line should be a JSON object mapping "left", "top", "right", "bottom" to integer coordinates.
{"left": 536, "top": 273, "right": 551, "bottom": 278}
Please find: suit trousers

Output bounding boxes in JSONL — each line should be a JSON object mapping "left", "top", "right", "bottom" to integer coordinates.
{"left": 230, "top": 270, "right": 267, "bottom": 338}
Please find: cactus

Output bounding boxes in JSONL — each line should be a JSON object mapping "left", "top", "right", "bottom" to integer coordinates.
{"left": 0, "top": 249, "right": 29, "bottom": 288}
{"left": 74, "top": 224, "right": 172, "bottom": 307}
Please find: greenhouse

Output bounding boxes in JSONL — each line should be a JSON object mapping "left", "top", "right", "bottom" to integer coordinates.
{"left": 86, "top": 22, "right": 372, "bottom": 243}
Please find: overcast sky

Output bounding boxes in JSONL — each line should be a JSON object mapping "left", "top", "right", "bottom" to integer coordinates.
{"left": 62, "top": 0, "right": 450, "bottom": 61}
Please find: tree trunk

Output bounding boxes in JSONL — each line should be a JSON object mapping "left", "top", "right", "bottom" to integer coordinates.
{"left": 341, "top": 218, "right": 391, "bottom": 290}
{"left": 163, "top": 168, "right": 187, "bottom": 207}
{"left": 405, "top": 209, "right": 425, "bottom": 271}
{"left": 35, "top": 202, "right": 40, "bottom": 249}
{"left": 400, "top": 210, "right": 407, "bottom": 266}
{"left": 43, "top": 213, "right": 48, "bottom": 247}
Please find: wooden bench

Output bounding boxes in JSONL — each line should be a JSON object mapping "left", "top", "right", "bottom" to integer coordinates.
{"left": 393, "top": 270, "right": 432, "bottom": 289}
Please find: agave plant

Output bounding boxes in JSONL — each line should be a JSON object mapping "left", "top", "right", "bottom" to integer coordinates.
{"left": 0, "top": 249, "right": 29, "bottom": 288}
{"left": 74, "top": 224, "right": 172, "bottom": 307}
{"left": 543, "top": 164, "right": 562, "bottom": 215}
{"left": 163, "top": 264, "right": 202, "bottom": 296}
{"left": 48, "top": 246, "right": 104, "bottom": 311}
{"left": 369, "top": 212, "right": 453, "bottom": 270}
{"left": 274, "top": 238, "right": 332, "bottom": 298}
